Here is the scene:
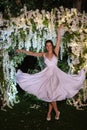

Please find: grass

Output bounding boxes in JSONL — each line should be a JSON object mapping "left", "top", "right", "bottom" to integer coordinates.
{"left": 0, "top": 93, "right": 87, "bottom": 130}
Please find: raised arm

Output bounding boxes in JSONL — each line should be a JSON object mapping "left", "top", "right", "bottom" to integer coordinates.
{"left": 16, "top": 49, "right": 45, "bottom": 57}
{"left": 54, "top": 25, "right": 63, "bottom": 56}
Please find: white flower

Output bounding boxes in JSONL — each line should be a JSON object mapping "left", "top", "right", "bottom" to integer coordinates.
{"left": 71, "top": 8, "right": 77, "bottom": 15}
{"left": 45, "top": 12, "right": 50, "bottom": 19}
{"left": 72, "top": 58, "right": 80, "bottom": 65}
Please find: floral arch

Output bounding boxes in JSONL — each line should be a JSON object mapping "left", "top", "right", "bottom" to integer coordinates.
{"left": 0, "top": 6, "right": 87, "bottom": 109}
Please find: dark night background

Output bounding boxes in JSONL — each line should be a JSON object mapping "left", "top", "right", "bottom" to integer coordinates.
{"left": 0, "top": 0, "right": 87, "bottom": 18}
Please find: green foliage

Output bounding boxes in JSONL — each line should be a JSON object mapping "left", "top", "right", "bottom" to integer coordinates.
{"left": 7, "top": 46, "right": 26, "bottom": 67}
{"left": 0, "top": 66, "right": 4, "bottom": 82}
{"left": 19, "top": 28, "right": 26, "bottom": 42}
{"left": 73, "top": 56, "right": 86, "bottom": 73}
{"left": 83, "top": 47, "right": 87, "bottom": 54}
{"left": 58, "top": 59, "right": 69, "bottom": 73}
{"left": 43, "top": 17, "right": 49, "bottom": 27}
{"left": 62, "top": 31, "right": 74, "bottom": 43}
{"left": 30, "top": 19, "right": 37, "bottom": 33}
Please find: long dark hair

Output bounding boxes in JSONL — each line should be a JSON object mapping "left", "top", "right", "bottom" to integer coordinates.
{"left": 45, "top": 40, "right": 57, "bottom": 56}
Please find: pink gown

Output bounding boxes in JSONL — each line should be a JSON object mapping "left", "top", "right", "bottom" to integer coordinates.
{"left": 16, "top": 55, "right": 85, "bottom": 102}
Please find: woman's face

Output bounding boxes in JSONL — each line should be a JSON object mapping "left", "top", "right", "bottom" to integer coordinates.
{"left": 45, "top": 42, "right": 53, "bottom": 52}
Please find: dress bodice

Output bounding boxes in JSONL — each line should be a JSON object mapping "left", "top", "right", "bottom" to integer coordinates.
{"left": 44, "top": 54, "right": 58, "bottom": 67}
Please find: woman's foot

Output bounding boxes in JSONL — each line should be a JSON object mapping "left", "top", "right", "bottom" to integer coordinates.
{"left": 46, "top": 114, "right": 51, "bottom": 121}
{"left": 55, "top": 111, "right": 60, "bottom": 120}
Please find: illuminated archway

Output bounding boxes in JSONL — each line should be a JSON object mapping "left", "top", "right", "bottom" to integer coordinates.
{"left": 0, "top": 6, "right": 87, "bottom": 109}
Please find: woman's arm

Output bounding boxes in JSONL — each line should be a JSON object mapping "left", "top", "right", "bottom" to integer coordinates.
{"left": 16, "top": 49, "right": 45, "bottom": 57}
{"left": 54, "top": 25, "right": 63, "bottom": 56}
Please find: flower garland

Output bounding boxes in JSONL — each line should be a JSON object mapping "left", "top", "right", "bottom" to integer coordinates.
{"left": 0, "top": 6, "right": 87, "bottom": 110}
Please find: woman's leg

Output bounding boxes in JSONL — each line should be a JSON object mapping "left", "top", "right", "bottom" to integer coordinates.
{"left": 47, "top": 103, "right": 53, "bottom": 120}
{"left": 51, "top": 101, "right": 60, "bottom": 119}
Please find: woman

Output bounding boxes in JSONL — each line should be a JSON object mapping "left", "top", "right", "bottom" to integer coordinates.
{"left": 16, "top": 26, "right": 85, "bottom": 121}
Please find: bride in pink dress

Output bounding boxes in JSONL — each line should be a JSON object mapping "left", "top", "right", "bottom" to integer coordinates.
{"left": 16, "top": 26, "right": 85, "bottom": 121}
